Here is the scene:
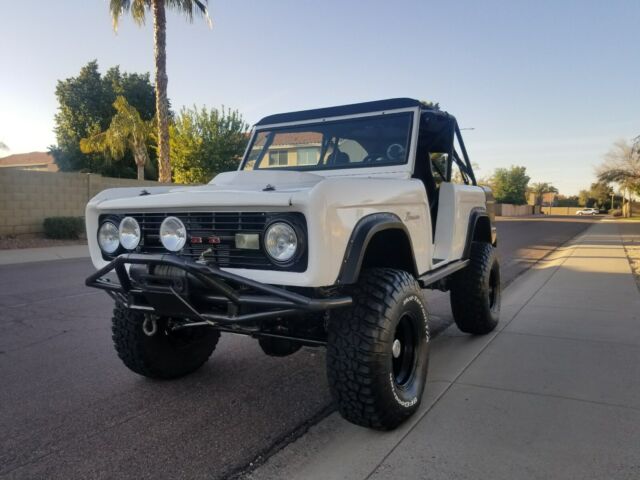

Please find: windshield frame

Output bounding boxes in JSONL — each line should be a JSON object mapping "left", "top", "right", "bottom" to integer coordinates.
{"left": 239, "top": 107, "right": 420, "bottom": 175}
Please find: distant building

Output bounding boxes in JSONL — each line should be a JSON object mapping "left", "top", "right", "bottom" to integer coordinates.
{"left": 0, "top": 152, "right": 58, "bottom": 172}
{"left": 527, "top": 191, "right": 558, "bottom": 206}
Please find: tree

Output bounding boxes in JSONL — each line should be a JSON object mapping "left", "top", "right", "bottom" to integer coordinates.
{"left": 589, "top": 182, "right": 613, "bottom": 209}
{"left": 489, "top": 166, "right": 530, "bottom": 205}
{"left": 578, "top": 189, "right": 594, "bottom": 208}
{"left": 110, "top": 0, "right": 212, "bottom": 183}
{"left": 420, "top": 100, "right": 441, "bottom": 111}
{"left": 170, "top": 106, "right": 248, "bottom": 184}
{"left": 528, "top": 182, "right": 558, "bottom": 206}
{"left": 577, "top": 182, "right": 613, "bottom": 209}
{"left": 80, "top": 96, "right": 153, "bottom": 180}
{"left": 556, "top": 195, "right": 579, "bottom": 207}
{"left": 597, "top": 139, "right": 640, "bottom": 216}
{"left": 50, "top": 60, "right": 156, "bottom": 177}
{"left": 0, "top": 141, "right": 8, "bottom": 151}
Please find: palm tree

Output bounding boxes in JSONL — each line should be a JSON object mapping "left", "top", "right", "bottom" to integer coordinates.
{"left": 109, "top": 0, "right": 211, "bottom": 183}
{"left": 80, "top": 96, "right": 153, "bottom": 180}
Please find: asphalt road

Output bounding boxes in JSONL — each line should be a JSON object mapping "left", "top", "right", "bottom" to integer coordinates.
{"left": 0, "top": 216, "right": 597, "bottom": 479}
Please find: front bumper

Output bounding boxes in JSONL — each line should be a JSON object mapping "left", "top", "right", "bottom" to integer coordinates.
{"left": 86, "top": 253, "right": 352, "bottom": 327}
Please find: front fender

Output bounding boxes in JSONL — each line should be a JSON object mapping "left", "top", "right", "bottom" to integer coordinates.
{"left": 336, "top": 213, "right": 419, "bottom": 284}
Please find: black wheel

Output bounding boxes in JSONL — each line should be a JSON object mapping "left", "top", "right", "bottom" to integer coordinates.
{"left": 258, "top": 336, "right": 302, "bottom": 357}
{"left": 450, "top": 241, "right": 501, "bottom": 335}
{"left": 112, "top": 303, "right": 220, "bottom": 379}
{"left": 326, "top": 268, "right": 430, "bottom": 430}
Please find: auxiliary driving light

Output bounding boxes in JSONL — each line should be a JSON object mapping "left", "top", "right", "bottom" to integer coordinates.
{"left": 119, "top": 216, "right": 141, "bottom": 250}
{"left": 159, "top": 216, "right": 187, "bottom": 252}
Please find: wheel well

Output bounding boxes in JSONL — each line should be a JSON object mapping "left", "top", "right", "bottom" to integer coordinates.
{"left": 360, "top": 229, "right": 418, "bottom": 277}
{"left": 472, "top": 215, "right": 492, "bottom": 244}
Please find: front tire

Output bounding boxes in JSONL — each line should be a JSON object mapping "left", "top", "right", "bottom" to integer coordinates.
{"left": 327, "top": 268, "right": 430, "bottom": 430}
{"left": 450, "top": 241, "right": 501, "bottom": 335}
{"left": 112, "top": 303, "right": 220, "bottom": 379}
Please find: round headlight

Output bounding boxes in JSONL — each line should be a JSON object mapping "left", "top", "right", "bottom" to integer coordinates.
{"left": 264, "top": 222, "right": 298, "bottom": 263}
{"left": 119, "top": 216, "right": 141, "bottom": 250}
{"left": 98, "top": 221, "right": 120, "bottom": 254}
{"left": 160, "top": 216, "right": 187, "bottom": 252}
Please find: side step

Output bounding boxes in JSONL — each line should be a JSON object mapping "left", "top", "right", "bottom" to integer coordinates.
{"left": 418, "top": 259, "right": 469, "bottom": 288}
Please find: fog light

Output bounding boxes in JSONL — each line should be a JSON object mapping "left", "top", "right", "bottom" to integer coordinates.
{"left": 235, "top": 233, "right": 259, "bottom": 250}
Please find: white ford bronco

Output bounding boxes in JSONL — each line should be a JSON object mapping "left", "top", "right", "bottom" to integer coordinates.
{"left": 86, "top": 98, "right": 500, "bottom": 430}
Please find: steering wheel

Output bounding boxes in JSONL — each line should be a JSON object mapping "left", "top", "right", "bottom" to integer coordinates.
{"left": 386, "top": 143, "right": 406, "bottom": 162}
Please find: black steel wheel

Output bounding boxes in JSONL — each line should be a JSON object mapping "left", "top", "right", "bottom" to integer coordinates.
{"left": 327, "top": 268, "right": 430, "bottom": 430}
{"left": 450, "top": 241, "right": 501, "bottom": 335}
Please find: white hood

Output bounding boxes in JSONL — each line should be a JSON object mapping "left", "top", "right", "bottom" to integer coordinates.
{"left": 91, "top": 170, "right": 325, "bottom": 211}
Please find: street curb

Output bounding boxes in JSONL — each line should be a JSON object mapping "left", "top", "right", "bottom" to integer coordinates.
{"left": 0, "top": 244, "right": 89, "bottom": 266}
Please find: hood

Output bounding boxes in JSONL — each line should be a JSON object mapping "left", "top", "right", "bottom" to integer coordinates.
{"left": 93, "top": 170, "right": 325, "bottom": 211}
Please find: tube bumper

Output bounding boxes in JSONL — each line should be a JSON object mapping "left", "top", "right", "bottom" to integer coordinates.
{"left": 85, "top": 253, "right": 352, "bottom": 325}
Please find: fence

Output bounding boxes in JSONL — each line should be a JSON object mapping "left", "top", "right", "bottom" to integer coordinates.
{"left": 0, "top": 169, "right": 161, "bottom": 236}
{"left": 495, "top": 204, "right": 535, "bottom": 216}
{"left": 539, "top": 206, "right": 583, "bottom": 215}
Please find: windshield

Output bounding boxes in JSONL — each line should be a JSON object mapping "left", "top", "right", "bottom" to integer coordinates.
{"left": 242, "top": 112, "right": 413, "bottom": 171}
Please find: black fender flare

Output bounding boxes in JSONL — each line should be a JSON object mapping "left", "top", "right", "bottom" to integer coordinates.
{"left": 336, "top": 213, "right": 419, "bottom": 285}
{"left": 462, "top": 207, "right": 496, "bottom": 259}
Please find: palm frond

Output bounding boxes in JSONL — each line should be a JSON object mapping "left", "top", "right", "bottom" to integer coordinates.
{"left": 110, "top": 0, "right": 149, "bottom": 30}
{"left": 166, "top": 0, "right": 211, "bottom": 27}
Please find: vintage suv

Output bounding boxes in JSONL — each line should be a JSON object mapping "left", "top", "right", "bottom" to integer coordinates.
{"left": 86, "top": 98, "right": 500, "bottom": 430}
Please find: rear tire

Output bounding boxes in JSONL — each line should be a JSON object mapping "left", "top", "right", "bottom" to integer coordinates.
{"left": 112, "top": 303, "right": 220, "bottom": 379}
{"left": 450, "top": 241, "right": 501, "bottom": 335}
{"left": 326, "top": 268, "right": 430, "bottom": 430}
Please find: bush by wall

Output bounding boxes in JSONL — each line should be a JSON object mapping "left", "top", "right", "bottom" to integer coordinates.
{"left": 43, "top": 217, "right": 85, "bottom": 239}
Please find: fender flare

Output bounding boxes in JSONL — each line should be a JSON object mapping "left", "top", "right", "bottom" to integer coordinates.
{"left": 336, "top": 213, "right": 419, "bottom": 285}
{"left": 462, "top": 207, "right": 495, "bottom": 259}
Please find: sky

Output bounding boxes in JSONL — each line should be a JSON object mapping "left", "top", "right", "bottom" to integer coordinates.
{"left": 0, "top": 0, "right": 638, "bottom": 195}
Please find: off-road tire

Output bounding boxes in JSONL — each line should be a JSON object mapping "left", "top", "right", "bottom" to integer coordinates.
{"left": 326, "top": 268, "right": 430, "bottom": 430}
{"left": 450, "top": 241, "right": 501, "bottom": 335}
{"left": 112, "top": 303, "right": 220, "bottom": 379}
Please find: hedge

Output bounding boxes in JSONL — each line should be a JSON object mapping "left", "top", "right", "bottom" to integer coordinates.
{"left": 43, "top": 217, "right": 85, "bottom": 239}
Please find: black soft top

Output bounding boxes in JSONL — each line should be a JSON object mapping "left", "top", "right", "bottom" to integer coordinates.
{"left": 255, "top": 98, "right": 451, "bottom": 126}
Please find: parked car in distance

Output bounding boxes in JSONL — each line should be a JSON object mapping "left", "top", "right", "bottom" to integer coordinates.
{"left": 576, "top": 208, "right": 599, "bottom": 216}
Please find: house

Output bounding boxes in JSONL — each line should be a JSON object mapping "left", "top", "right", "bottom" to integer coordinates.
{"left": 0, "top": 152, "right": 58, "bottom": 172}
{"left": 527, "top": 191, "right": 558, "bottom": 206}
{"left": 244, "top": 132, "right": 323, "bottom": 169}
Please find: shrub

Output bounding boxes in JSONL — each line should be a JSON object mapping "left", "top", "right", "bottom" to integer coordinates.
{"left": 609, "top": 209, "right": 622, "bottom": 217}
{"left": 43, "top": 217, "right": 85, "bottom": 239}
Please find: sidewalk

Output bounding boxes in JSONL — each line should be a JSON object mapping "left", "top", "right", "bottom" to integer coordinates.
{"left": 249, "top": 222, "right": 640, "bottom": 480}
{"left": 0, "top": 244, "right": 89, "bottom": 266}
